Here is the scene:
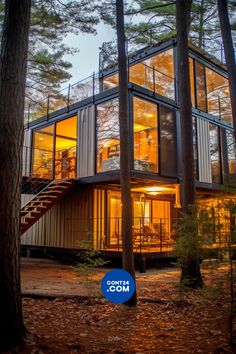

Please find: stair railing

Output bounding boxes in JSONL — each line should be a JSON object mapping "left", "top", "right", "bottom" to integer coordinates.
{"left": 22, "top": 145, "right": 76, "bottom": 194}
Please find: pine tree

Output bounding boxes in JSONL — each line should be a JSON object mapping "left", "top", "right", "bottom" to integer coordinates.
{"left": 125, "top": 0, "right": 236, "bottom": 57}
{"left": 0, "top": 0, "right": 100, "bottom": 103}
{"left": 176, "top": 0, "right": 203, "bottom": 288}
{"left": 116, "top": 0, "right": 137, "bottom": 306}
{"left": 0, "top": 0, "right": 31, "bottom": 350}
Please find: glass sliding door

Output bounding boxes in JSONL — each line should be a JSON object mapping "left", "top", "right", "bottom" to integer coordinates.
{"left": 133, "top": 97, "right": 158, "bottom": 172}
{"left": 32, "top": 125, "right": 54, "bottom": 179}
{"left": 55, "top": 116, "right": 77, "bottom": 179}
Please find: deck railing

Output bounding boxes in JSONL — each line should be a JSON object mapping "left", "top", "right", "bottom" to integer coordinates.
{"left": 65, "top": 215, "right": 235, "bottom": 254}
{"left": 24, "top": 73, "right": 100, "bottom": 124}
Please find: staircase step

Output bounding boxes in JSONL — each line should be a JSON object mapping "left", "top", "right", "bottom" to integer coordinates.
{"left": 30, "top": 211, "right": 41, "bottom": 215}
{"left": 21, "top": 179, "right": 75, "bottom": 234}
{"left": 51, "top": 181, "right": 73, "bottom": 185}
{"left": 48, "top": 185, "right": 68, "bottom": 190}
{"left": 41, "top": 190, "right": 63, "bottom": 194}
{"left": 25, "top": 216, "right": 35, "bottom": 220}
{"left": 36, "top": 195, "right": 58, "bottom": 199}
{"left": 29, "top": 200, "right": 52, "bottom": 204}
{"left": 21, "top": 210, "right": 31, "bottom": 216}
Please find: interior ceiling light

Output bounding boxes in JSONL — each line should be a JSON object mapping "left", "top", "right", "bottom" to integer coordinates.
{"left": 145, "top": 186, "right": 167, "bottom": 192}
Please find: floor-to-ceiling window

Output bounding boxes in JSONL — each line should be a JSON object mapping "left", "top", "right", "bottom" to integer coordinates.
{"left": 206, "top": 67, "right": 232, "bottom": 124}
{"left": 133, "top": 97, "right": 158, "bottom": 172}
{"left": 159, "top": 106, "right": 177, "bottom": 177}
{"left": 103, "top": 48, "right": 175, "bottom": 100}
{"left": 107, "top": 190, "right": 171, "bottom": 247}
{"left": 189, "top": 57, "right": 233, "bottom": 125}
{"left": 97, "top": 99, "right": 119, "bottom": 173}
{"left": 195, "top": 61, "right": 207, "bottom": 112}
{"left": 32, "top": 115, "right": 77, "bottom": 179}
{"left": 32, "top": 125, "right": 54, "bottom": 178}
{"left": 130, "top": 48, "right": 175, "bottom": 100}
{"left": 226, "top": 130, "right": 236, "bottom": 183}
{"left": 55, "top": 116, "right": 77, "bottom": 179}
{"left": 209, "top": 123, "right": 221, "bottom": 183}
{"left": 109, "top": 191, "right": 122, "bottom": 246}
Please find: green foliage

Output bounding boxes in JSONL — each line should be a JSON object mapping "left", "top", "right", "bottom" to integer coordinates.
{"left": 0, "top": 0, "right": 101, "bottom": 104}
{"left": 125, "top": 0, "right": 236, "bottom": 58}
{"left": 74, "top": 240, "right": 109, "bottom": 296}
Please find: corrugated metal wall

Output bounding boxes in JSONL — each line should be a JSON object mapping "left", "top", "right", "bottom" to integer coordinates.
{"left": 78, "top": 105, "right": 95, "bottom": 178}
{"left": 22, "top": 129, "right": 31, "bottom": 176}
{"left": 196, "top": 117, "right": 212, "bottom": 183}
{"left": 21, "top": 187, "right": 94, "bottom": 248}
{"left": 93, "top": 189, "right": 106, "bottom": 249}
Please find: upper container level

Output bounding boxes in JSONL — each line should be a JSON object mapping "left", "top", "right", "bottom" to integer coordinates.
{"left": 22, "top": 38, "right": 236, "bottom": 188}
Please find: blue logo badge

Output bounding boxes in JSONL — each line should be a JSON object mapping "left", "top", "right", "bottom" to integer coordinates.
{"left": 101, "top": 269, "right": 135, "bottom": 304}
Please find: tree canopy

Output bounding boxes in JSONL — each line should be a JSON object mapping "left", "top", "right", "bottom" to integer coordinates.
{"left": 0, "top": 0, "right": 101, "bottom": 103}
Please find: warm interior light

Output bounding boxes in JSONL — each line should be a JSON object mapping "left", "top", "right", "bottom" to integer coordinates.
{"left": 133, "top": 123, "right": 150, "bottom": 132}
{"left": 145, "top": 186, "right": 167, "bottom": 192}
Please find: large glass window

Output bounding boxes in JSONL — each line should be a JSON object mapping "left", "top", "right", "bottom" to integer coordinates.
{"left": 103, "top": 73, "right": 119, "bottom": 91}
{"left": 55, "top": 116, "right": 77, "bottom": 179}
{"left": 226, "top": 130, "right": 236, "bottom": 182}
{"left": 133, "top": 97, "right": 158, "bottom": 173}
{"left": 206, "top": 67, "right": 232, "bottom": 124}
{"left": 159, "top": 107, "right": 176, "bottom": 177}
{"left": 195, "top": 61, "right": 207, "bottom": 112}
{"left": 189, "top": 58, "right": 195, "bottom": 107}
{"left": 97, "top": 99, "right": 119, "bottom": 173}
{"left": 130, "top": 48, "right": 175, "bottom": 99}
{"left": 32, "top": 125, "right": 54, "bottom": 178}
{"left": 192, "top": 117, "right": 198, "bottom": 178}
{"left": 103, "top": 49, "right": 175, "bottom": 100}
{"left": 209, "top": 124, "right": 221, "bottom": 183}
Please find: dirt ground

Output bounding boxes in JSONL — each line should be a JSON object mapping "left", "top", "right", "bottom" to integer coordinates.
{"left": 7, "top": 258, "right": 235, "bottom": 353}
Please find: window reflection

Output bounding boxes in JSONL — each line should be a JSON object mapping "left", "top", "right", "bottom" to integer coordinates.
{"left": 55, "top": 116, "right": 77, "bottom": 179}
{"left": 189, "top": 58, "right": 195, "bottom": 107}
{"left": 226, "top": 130, "right": 236, "bottom": 182}
{"left": 195, "top": 61, "right": 207, "bottom": 112}
{"left": 103, "top": 73, "right": 119, "bottom": 91}
{"left": 206, "top": 67, "right": 232, "bottom": 124}
{"left": 33, "top": 125, "right": 54, "bottom": 179}
{"left": 103, "top": 49, "right": 175, "bottom": 100}
{"left": 159, "top": 107, "right": 177, "bottom": 177}
{"left": 209, "top": 124, "right": 221, "bottom": 183}
{"left": 133, "top": 97, "right": 158, "bottom": 172}
{"left": 192, "top": 117, "right": 198, "bottom": 178}
{"left": 97, "top": 99, "right": 120, "bottom": 173}
{"left": 130, "top": 49, "right": 175, "bottom": 99}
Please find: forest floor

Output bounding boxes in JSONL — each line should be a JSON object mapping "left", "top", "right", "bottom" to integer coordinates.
{"left": 5, "top": 259, "right": 236, "bottom": 353}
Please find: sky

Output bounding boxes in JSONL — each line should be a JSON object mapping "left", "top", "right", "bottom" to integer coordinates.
{"left": 63, "top": 22, "right": 116, "bottom": 86}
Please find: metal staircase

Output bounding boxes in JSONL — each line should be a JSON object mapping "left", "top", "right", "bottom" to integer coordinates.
{"left": 21, "top": 179, "right": 75, "bottom": 234}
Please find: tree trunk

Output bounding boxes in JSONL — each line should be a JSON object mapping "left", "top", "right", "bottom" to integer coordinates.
{"left": 0, "top": 0, "right": 31, "bottom": 350}
{"left": 176, "top": 0, "right": 203, "bottom": 288}
{"left": 198, "top": 0, "right": 205, "bottom": 49}
{"left": 116, "top": 0, "right": 137, "bottom": 306}
{"left": 217, "top": 0, "right": 236, "bottom": 141}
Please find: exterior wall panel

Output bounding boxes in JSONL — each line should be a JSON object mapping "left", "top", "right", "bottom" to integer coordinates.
{"left": 78, "top": 105, "right": 95, "bottom": 178}
{"left": 22, "top": 129, "right": 31, "bottom": 176}
{"left": 21, "top": 188, "right": 94, "bottom": 248}
{"left": 197, "top": 118, "right": 212, "bottom": 183}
